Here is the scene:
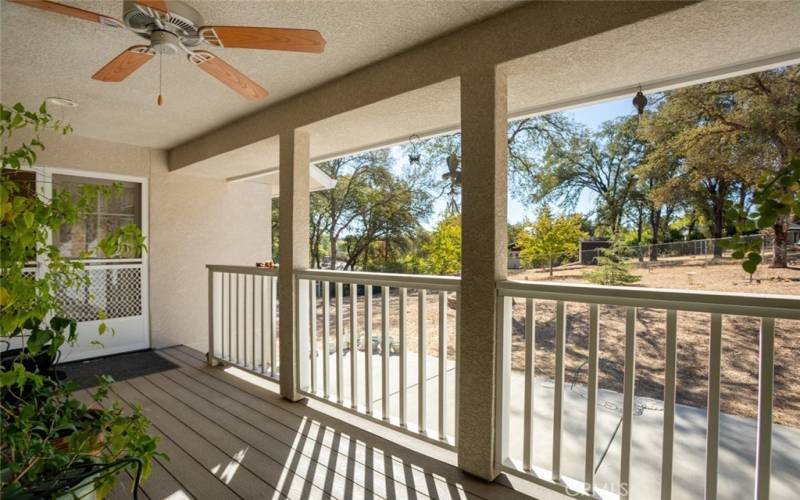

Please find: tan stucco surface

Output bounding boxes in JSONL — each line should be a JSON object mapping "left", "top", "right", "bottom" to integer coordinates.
{"left": 16, "top": 132, "right": 271, "bottom": 352}
{"left": 278, "top": 130, "right": 311, "bottom": 401}
{"left": 457, "top": 66, "right": 509, "bottom": 479}
{"left": 0, "top": 0, "right": 519, "bottom": 149}
{"left": 169, "top": 1, "right": 800, "bottom": 178}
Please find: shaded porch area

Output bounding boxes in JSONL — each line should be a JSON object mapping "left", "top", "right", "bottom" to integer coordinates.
{"left": 81, "top": 347, "right": 538, "bottom": 500}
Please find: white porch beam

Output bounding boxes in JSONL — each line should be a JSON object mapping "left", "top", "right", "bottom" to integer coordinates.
{"left": 457, "top": 66, "right": 508, "bottom": 480}
{"left": 278, "top": 129, "right": 311, "bottom": 401}
{"left": 168, "top": 2, "right": 688, "bottom": 171}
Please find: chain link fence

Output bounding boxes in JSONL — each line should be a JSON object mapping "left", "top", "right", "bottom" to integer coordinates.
{"left": 579, "top": 234, "right": 773, "bottom": 265}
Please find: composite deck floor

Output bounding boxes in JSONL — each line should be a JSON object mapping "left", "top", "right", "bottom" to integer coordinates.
{"left": 83, "top": 346, "right": 537, "bottom": 500}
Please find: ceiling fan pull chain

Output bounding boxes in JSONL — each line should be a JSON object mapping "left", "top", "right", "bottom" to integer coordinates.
{"left": 157, "top": 51, "right": 164, "bottom": 106}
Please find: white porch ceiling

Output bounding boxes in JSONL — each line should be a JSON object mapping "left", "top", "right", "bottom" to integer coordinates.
{"left": 3, "top": 1, "right": 798, "bottom": 183}
{"left": 170, "top": 0, "right": 800, "bottom": 181}
{"left": 0, "top": 0, "right": 520, "bottom": 149}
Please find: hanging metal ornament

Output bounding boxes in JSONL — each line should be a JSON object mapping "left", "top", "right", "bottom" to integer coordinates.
{"left": 407, "top": 134, "right": 421, "bottom": 165}
{"left": 442, "top": 152, "right": 461, "bottom": 215}
{"left": 633, "top": 85, "right": 648, "bottom": 117}
{"left": 442, "top": 153, "right": 462, "bottom": 188}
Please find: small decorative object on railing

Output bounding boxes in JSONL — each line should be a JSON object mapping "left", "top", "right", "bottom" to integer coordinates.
{"left": 256, "top": 260, "right": 277, "bottom": 269}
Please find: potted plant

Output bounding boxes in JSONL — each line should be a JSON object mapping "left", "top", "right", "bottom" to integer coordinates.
{"left": 1, "top": 102, "right": 163, "bottom": 498}
{"left": 1, "top": 369, "right": 157, "bottom": 499}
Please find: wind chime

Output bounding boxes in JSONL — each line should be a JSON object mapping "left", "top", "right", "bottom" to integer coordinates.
{"left": 442, "top": 153, "right": 461, "bottom": 215}
{"left": 407, "top": 134, "right": 422, "bottom": 165}
{"left": 406, "top": 134, "right": 462, "bottom": 215}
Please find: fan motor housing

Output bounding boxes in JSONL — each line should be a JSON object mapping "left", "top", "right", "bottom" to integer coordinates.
{"left": 122, "top": 0, "right": 205, "bottom": 50}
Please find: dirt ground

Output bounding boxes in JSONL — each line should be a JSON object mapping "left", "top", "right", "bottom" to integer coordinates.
{"left": 314, "top": 254, "right": 800, "bottom": 427}
{"left": 509, "top": 252, "right": 800, "bottom": 296}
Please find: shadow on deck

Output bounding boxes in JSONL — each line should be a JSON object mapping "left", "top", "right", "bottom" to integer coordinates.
{"left": 76, "top": 346, "right": 538, "bottom": 500}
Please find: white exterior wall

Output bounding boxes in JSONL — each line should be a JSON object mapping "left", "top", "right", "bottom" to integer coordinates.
{"left": 25, "top": 131, "right": 271, "bottom": 352}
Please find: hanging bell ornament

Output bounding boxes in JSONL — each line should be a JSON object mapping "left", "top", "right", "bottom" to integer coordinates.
{"left": 633, "top": 89, "right": 648, "bottom": 116}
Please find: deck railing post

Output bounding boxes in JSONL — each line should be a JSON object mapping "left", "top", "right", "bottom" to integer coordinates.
{"left": 458, "top": 65, "right": 508, "bottom": 480}
{"left": 278, "top": 128, "right": 311, "bottom": 401}
{"left": 207, "top": 267, "right": 219, "bottom": 366}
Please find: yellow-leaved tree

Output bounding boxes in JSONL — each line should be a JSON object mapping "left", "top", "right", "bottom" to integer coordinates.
{"left": 516, "top": 208, "right": 586, "bottom": 277}
{"left": 418, "top": 214, "right": 461, "bottom": 275}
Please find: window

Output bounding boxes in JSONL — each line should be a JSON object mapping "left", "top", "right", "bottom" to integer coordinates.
{"left": 52, "top": 174, "right": 142, "bottom": 259}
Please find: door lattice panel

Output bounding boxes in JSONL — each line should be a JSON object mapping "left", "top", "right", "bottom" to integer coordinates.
{"left": 57, "top": 266, "right": 142, "bottom": 322}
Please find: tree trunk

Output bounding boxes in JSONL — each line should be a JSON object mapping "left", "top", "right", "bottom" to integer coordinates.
{"left": 771, "top": 218, "right": 788, "bottom": 268}
{"left": 329, "top": 227, "right": 337, "bottom": 270}
{"left": 686, "top": 213, "right": 697, "bottom": 240}
{"left": 709, "top": 182, "right": 727, "bottom": 259}
{"left": 712, "top": 201, "right": 725, "bottom": 258}
{"left": 548, "top": 257, "right": 554, "bottom": 277}
{"left": 636, "top": 208, "right": 644, "bottom": 262}
{"left": 649, "top": 207, "right": 661, "bottom": 262}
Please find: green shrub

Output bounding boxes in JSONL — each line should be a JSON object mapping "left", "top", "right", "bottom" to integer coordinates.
{"left": 583, "top": 235, "right": 641, "bottom": 285}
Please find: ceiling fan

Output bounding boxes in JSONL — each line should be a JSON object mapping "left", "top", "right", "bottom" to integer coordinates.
{"left": 9, "top": 0, "right": 326, "bottom": 102}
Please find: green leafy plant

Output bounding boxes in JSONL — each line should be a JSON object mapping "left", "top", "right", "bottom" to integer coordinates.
{"left": 1, "top": 103, "right": 145, "bottom": 352}
{"left": 583, "top": 235, "right": 641, "bottom": 285}
{"left": 1, "top": 370, "right": 163, "bottom": 498}
{"left": 1, "top": 102, "right": 160, "bottom": 498}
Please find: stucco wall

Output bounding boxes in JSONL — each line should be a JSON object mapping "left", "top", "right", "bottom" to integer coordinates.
{"left": 25, "top": 131, "right": 271, "bottom": 352}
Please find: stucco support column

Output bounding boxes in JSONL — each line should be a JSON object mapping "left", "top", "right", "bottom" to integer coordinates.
{"left": 457, "top": 66, "right": 508, "bottom": 480}
{"left": 278, "top": 129, "right": 310, "bottom": 401}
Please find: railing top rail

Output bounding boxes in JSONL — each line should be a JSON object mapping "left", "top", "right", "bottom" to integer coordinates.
{"left": 295, "top": 268, "right": 461, "bottom": 291}
{"left": 498, "top": 279, "right": 800, "bottom": 320}
{"left": 206, "top": 264, "right": 278, "bottom": 277}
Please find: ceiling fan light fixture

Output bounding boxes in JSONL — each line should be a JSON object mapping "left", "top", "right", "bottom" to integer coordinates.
{"left": 45, "top": 97, "right": 79, "bottom": 108}
{"left": 150, "top": 29, "right": 181, "bottom": 55}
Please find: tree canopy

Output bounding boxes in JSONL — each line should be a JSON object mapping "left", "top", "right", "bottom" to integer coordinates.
{"left": 271, "top": 65, "right": 798, "bottom": 277}
{"left": 416, "top": 214, "right": 461, "bottom": 275}
{"left": 516, "top": 207, "right": 586, "bottom": 276}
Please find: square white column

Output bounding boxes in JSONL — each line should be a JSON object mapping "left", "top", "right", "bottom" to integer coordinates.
{"left": 457, "top": 66, "right": 508, "bottom": 480}
{"left": 278, "top": 129, "right": 311, "bottom": 401}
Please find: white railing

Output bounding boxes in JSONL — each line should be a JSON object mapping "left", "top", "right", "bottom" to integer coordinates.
{"left": 294, "top": 269, "right": 461, "bottom": 449}
{"left": 495, "top": 280, "right": 800, "bottom": 500}
{"left": 206, "top": 265, "right": 279, "bottom": 380}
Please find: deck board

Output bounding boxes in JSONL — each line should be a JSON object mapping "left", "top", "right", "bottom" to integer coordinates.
{"left": 156, "top": 357, "right": 440, "bottom": 500}
{"left": 160, "top": 348, "right": 471, "bottom": 500}
{"left": 146, "top": 371, "right": 397, "bottom": 500}
{"left": 80, "top": 346, "right": 536, "bottom": 500}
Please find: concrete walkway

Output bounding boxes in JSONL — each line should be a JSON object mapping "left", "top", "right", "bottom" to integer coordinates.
{"left": 311, "top": 351, "right": 800, "bottom": 499}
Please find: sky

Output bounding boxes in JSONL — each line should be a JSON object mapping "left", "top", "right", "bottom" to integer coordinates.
{"left": 388, "top": 96, "right": 637, "bottom": 228}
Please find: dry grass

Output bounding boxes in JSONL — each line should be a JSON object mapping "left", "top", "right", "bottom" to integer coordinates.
{"left": 314, "top": 253, "right": 800, "bottom": 427}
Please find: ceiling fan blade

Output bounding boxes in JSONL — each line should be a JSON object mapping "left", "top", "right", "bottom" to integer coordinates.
{"left": 8, "top": 0, "right": 122, "bottom": 27}
{"left": 92, "top": 46, "right": 155, "bottom": 82}
{"left": 188, "top": 51, "right": 268, "bottom": 100}
{"left": 199, "top": 26, "right": 325, "bottom": 53}
{"left": 134, "top": 0, "right": 168, "bottom": 14}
